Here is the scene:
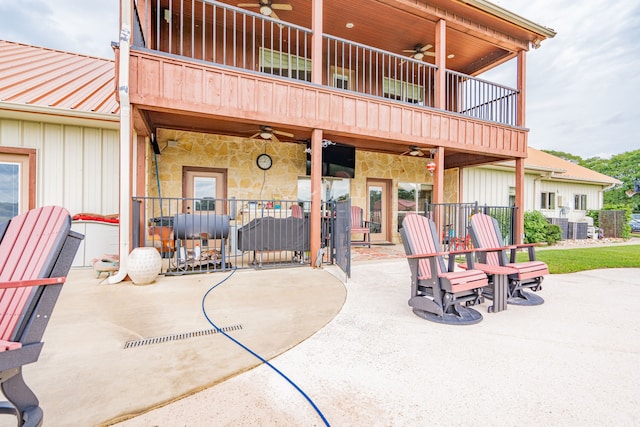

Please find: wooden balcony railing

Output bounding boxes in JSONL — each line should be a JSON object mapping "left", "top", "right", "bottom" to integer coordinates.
{"left": 134, "top": 0, "right": 519, "bottom": 127}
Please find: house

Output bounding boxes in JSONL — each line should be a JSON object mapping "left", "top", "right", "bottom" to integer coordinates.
{"left": 115, "top": 0, "right": 556, "bottom": 276}
{"left": 2, "top": 0, "right": 559, "bottom": 279}
{"left": 0, "top": 40, "right": 121, "bottom": 266}
{"left": 462, "top": 147, "right": 621, "bottom": 221}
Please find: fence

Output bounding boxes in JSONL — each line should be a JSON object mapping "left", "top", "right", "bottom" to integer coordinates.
{"left": 132, "top": 196, "right": 335, "bottom": 274}
{"left": 425, "top": 202, "right": 516, "bottom": 250}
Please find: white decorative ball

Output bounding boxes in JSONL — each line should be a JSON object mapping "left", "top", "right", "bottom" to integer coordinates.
{"left": 127, "top": 247, "right": 162, "bottom": 285}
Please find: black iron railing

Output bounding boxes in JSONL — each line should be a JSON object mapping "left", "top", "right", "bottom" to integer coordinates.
{"left": 132, "top": 196, "right": 338, "bottom": 274}
{"left": 425, "top": 202, "right": 517, "bottom": 250}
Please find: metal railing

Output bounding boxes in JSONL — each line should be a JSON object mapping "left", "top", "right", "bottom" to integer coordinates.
{"left": 134, "top": 0, "right": 520, "bottom": 127}
{"left": 323, "top": 34, "right": 437, "bottom": 107}
{"left": 446, "top": 70, "right": 518, "bottom": 126}
{"left": 132, "top": 196, "right": 335, "bottom": 274}
{"left": 425, "top": 202, "right": 517, "bottom": 250}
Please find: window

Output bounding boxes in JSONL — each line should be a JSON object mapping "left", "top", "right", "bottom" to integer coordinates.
{"left": 383, "top": 77, "right": 424, "bottom": 104}
{"left": 0, "top": 149, "right": 35, "bottom": 223}
{"left": 260, "top": 47, "right": 311, "bottom": 82}
{"left": 541, "top": 192, "right": 555, "bottom": 209}
{"left": 574, "top": 194, "right": 587, "bottom": 210}
{"left": 297, "top": 177, "right": 350, "bottom": 210}
{"left": 508, "top": 186, "right": 516, "bottom": 207}
{"left": 330, "top": 66, "right": 355, "bottom": 91}
{"left": 397, "top": 182, "right": 432, "bottom": 230}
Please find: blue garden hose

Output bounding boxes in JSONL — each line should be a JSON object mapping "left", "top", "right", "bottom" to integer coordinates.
{"left": 201, "top": 267, "right": 330, "bottom": 426}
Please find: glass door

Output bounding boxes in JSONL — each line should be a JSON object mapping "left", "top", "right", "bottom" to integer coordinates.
{"left": 367, "top": 179, "right": 391, "bottom": 243}
{"left": 183, "top": 167, "right": 227, "bottom": 214}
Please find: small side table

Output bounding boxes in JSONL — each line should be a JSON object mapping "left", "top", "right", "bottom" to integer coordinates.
{"left": 458, "top": 263, "right": 516, "bottom": 313}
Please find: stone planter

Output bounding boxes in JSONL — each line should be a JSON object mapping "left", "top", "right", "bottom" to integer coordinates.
{"left": 127, "top": 247, "right": 162, "bottom": 285}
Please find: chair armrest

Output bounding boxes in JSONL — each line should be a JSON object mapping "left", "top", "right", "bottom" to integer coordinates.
{"left": 0, "top": 277, "right": 65, "bottom": 290}
{"left": 406, "top": 252, "right": 448, "bottom": 259}
{"left": 508, "top": 243, "right": 540, "bottom": 262}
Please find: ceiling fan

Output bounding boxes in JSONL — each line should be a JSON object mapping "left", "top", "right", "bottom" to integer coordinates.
{"left": 237, "top": 0, "right": 292, "bottom": 23}
{"left": 402, "top": 44, "right": 435, "bottom": 61}
{"left": 400, "top": 146, "right": 429, "bottom": 157}
{"left": 248, "top": 125, "right": 294, "bottom": 143}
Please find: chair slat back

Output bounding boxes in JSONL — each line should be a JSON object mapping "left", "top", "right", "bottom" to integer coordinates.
{"left": 0, "top": 206, "right": 70, "bottom": 342}
{"left": 291, "top": 205, "right": 303, "bottom": 219}
{"left": 469, "top": 213, "right": 507, "bottom": 265}
{"left": 351, "top": 206, "right": 363, "bottom": 227}
{"left": 402, "top": 214, "right": 445, "bottom": 278}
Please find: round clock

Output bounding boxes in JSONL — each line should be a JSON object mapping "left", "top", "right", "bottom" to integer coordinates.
{"left": 256, "top": 153, "right": 272, "bottom": 170}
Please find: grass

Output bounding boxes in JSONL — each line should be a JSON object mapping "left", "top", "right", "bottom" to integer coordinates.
{"left": 515, "top": 244, "right": 640, "bottom": 274}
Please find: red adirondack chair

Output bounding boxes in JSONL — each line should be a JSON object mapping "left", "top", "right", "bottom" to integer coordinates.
{"left": 401, "top": 214, "right": 486, "bottom": 325}
{"left": 468, "top": 213, "right": 548, "bottom": 305}
{"left": 0, "top": 206, "right": 83, "bottom": 426}
{"left": 350, "top": 206, "right": 371, "bottom": 247}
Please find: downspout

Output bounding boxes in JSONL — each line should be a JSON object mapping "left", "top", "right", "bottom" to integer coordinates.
{"left": 109, "top": 0, "right": 132, "bottom": 284}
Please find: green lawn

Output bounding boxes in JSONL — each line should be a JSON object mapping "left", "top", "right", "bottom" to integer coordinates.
{"left": 515, "top": 244, "right": 640, "bottom": 274}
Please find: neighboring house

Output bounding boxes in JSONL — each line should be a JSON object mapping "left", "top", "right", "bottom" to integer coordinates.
{"left": 462, "top": 147, "right": 621, "bottom": 221}
{"left": 0, "top": 40, "right": 120, "bottom": 265}
{"left": 117, "top": 0, "right": 556, "bottom": 268}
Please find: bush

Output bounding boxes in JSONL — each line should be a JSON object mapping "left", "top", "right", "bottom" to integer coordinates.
{"left": 544, "top": 223, "right": 562, "bottom": 245}
{"left": 524, "top": 211, "right": 561, "bottom": 245}
{"left": 523, "top": 211, "right": 548, "bottom": 244}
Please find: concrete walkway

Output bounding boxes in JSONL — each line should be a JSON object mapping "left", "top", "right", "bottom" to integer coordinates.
{"left": 109, "top": 262, "right": 639, "bottom": 426}
{"left": 6, "top": 246, "right": 640, "bottom": 426}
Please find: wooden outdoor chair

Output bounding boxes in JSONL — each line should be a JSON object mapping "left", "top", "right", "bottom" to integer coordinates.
{"left": 468, "top": 213, "right": 549, "bottom": 306}
{"left": 401, "top": 214, "right": 486, "bottom": 325}
{"left": 0, "top": 206, "right": 83, "bottom": 426}
{"left": 350, "top": 206, "right": 371, "bottom": 248}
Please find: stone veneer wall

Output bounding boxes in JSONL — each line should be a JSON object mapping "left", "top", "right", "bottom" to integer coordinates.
{"left": 147, "top": 129, "right": 459, "bottom": 243}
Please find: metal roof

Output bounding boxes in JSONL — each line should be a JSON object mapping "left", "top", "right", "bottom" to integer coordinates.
{"left": 0, "top": 40, "right": 118, "bottom": 116}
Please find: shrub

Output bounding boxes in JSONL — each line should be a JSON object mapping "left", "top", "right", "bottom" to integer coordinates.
{"left": 544, "top": 223, "right": 562, "bottom": 245}
{"left": 523, "top": 211, "right": 548, "bottom": 244}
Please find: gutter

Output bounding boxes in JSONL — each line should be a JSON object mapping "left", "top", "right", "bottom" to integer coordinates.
{"left": 457, "top": 0, "right": 557, "bottom": 39}
{"left": 0, "top": 102, "right": 119, "bottom": 129}
{"left": 109, "top": 0, "right": 132, "bottom": 284}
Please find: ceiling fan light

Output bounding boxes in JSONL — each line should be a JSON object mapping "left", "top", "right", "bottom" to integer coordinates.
{"left": 414, "top": 52, "right": 424, "bottom": 60}
{"left": 260, "top": 5, "right": 272, "bottom": 15}
{"left": 260, "top": 131, "right": 272, "bottom": 139}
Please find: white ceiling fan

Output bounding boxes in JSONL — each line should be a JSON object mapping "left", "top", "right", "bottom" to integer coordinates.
{"left": 400, "top": 146, "right": 430, "bottom": 157}
{"left": 402, "top": 44, "right": 435, "bottom": 61}
{"left": 249, "top": 125, "right": 294, "bottom": 143}
{"left": 237, "top": 0, "right": 292, "bottom": 23}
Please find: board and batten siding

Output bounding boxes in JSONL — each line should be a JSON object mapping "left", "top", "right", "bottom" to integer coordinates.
{"left": 0, "top": 118, "right": 119, "bottom": 215}
{"left": 463, "top": 165, "right": 605, "bottom": 221}
{"left": 462, "top": 166, "right": 535, "bottom": 209}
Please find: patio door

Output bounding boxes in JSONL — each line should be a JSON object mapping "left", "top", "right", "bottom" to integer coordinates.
{"left": 367, "top": 179, "right": 391, "bottom": 243}
{"left": 182, "top": 167, "right": 227, "bottom": 214}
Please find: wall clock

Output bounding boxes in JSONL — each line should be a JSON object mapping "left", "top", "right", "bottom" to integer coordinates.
{"left": 256, "top": 153, "right": 272, "bottom": 170}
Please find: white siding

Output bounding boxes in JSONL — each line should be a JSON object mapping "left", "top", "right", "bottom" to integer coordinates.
{"left": 0, "top": 118, "right": 119, "bottom": 215}
{"left": 464, "top": 165, "right": 607, "bottom": 220}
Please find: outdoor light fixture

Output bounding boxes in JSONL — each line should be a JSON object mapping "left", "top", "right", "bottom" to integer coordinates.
{"left": 425, "top": 149, "right": 437, "bottom": 176}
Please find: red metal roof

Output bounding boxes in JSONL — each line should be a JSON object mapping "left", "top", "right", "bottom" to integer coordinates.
{"left": 0, "top": 40, "right": 118, "bottom": 115}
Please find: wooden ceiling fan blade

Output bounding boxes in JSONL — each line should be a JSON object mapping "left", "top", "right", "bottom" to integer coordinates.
{"left": 272, "top": 4, "right": 293, "bottom": 10}
{"left": 419, "top": 44, "right": 433, "bottom": 52}
{"left": 249, "top": 132, "right": 261, "bottom": 139}
{"left": 274, "top": 130, "right": 294, "bottom": 138}
{"left": 424, "top": 52, "right": 436, "bottom": 57}
{"left": 238, "top": 3, "right": 260, "bottom": 7}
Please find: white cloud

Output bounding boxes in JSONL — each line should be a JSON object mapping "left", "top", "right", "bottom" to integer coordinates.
{"left": 1, "top": 0, "right": 638, "bottom": 158}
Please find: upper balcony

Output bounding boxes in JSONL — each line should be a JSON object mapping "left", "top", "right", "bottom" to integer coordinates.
{"left": 127, "top": 0, "right": 554, "bottom": 166}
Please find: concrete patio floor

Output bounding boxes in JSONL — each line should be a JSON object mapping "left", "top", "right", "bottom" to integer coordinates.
{"left": 3, "top": 243, "right": 640, "bottom": 426}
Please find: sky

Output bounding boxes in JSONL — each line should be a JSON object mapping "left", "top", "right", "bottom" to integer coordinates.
{"left": 0, "top": 0, "right": 638, "bottom": 159}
